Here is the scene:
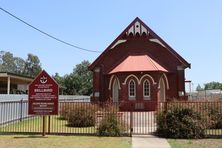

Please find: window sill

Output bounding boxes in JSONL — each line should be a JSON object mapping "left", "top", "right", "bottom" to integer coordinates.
{"left": 143, "top": 97, "right": 151, "bottom": 100}
{"left": 128, "top": 97, "right": 136, "bottom": 100}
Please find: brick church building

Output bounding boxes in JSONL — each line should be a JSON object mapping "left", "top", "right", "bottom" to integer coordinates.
{"left": 89, "top": 17, "right": 190, "bottom": 111}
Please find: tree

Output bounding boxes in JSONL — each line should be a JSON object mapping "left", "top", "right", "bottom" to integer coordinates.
{"left": 63, "top": 74, "right": 81, "bottom": 95}
{"left": 23, "top": 53, "right": 42, "bottom": 77}
{"left": 204, "top": 82, "right": 222, "bottom": 90}
{"left": 0, "top": 51, "right": 4, "bottom": 65}
{"left": 196, "top": 84, "right": 204, "bottom": 91}
{"left": 72, "top": 60, "right": 92, "bottom": 95}
{"left": 53, "top": 73, "right": 65, "bottom": 95}
{"left": 53, "top": 60, "right": 93, "bottom": 95}
{"left": 0, "top": 50, "right": 42, "bottom": 77}
{"left": 53, "top": 72, "right": 63, "bottom": 85}
{"left": 0, "top": 51, "right": 16, "bottom": 73}
{"left": 14, "top": 57, "right": 25, "bottom": 74}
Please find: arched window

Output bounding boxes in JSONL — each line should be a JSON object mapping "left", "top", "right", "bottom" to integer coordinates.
{"left": 143, "top": 80, "right": 150, "bottom": 99}
{"left": 128, "top": 79, "right": 136, "bottom": 98}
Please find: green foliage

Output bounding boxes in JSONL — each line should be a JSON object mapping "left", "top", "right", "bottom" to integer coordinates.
{"left": 23, "top": 53, "right": 42, "bottom": 77}
{"left": 97, "top": 113, "right": 127, "bottom": 137}
{"left": 0, "top": 51, "right": 17, "bottom": 73}
{"left": 196, "top": 84, "right": 204, "bottom": 91}
{"left": 73, "top": 60, "right": 93, "bottom": 95}
{"left": 203, "top": 104, "right": 222, "bottom": 129}
{"left": 67, "top": 108, "right": 95, "bottom": 127}
{"left": 59, "top": 103, "right": 71, "bottom": 120}
{"left": 0, "top": 50, "right": 91, "bottom": 95}
{"left": 204, "top": 81, "right": 222, "bottom": 90}
{"left": 156, "top": 106, "right": 207, "bottom": 139}
{"left": 62, "top": 74, "right": 81, "bottom": 95}
{"left": 53, "top": 73, "right": 66, "bottom": 95}
{"left": 63, "top": 104, "right": 98, "bottom": 127}
{"left": 53, "top": 73, "right": 63, "bottom": 86}
{"left": 53, "top": 60, "right": 92, "bottom": 95}
{"left": 0, "top": 50, "right": 42, "bottom": 77}
{"left": 196, "top": 82, "right": 222, "bottom": 91}
{"left": 14, "top": 57, "right": 26, "bottom": 74}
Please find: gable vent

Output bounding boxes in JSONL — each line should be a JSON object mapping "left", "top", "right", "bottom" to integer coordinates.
{"left": 127, "top": 21, "right": 148, "bottom": 36}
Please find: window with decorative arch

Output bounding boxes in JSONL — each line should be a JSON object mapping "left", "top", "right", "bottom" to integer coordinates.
{"left": 128, "top": 79, "right": 136, "bottom": 99}
{"left": 143, "top": 79, "right": 150, "bottom": 99}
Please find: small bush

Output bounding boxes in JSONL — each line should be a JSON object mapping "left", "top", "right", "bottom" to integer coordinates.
{"left": 59, "top": 104, "right": 71, "bottom": 120}
{"left": 206, "top": 104, "right": 222, "bottom": 129}
{"left": 156, "top": 106, "right": 207, "bottom": 139}
{"left": 97, "top": 113, "right": 127, "bottom": 136}
{"left": 67, "top": 107, "right": 95, "bottom": 127}
{"left": 214, "top": 116, "right": 222, "bottom": 129}
{"left": 62, "top": 103, "right": 99, "bottom": 127}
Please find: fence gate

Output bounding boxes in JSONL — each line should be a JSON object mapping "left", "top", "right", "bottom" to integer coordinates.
{"left": 130, "top": 111, "right": 157, "bottom": 135}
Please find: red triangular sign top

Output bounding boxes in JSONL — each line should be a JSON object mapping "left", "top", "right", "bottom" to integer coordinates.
{"left": 28, "top": 70, "right": 59, "bottom": 115}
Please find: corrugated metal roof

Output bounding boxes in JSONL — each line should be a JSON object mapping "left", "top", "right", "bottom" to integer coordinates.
{"left": 109, "top": 55, "right": 168, "bottom": 74}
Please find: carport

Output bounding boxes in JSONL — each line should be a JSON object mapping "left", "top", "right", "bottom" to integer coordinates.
{"left": 0, "top": 72, "right": 33, "bottom": 94}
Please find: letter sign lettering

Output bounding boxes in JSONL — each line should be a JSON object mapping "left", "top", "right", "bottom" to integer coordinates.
{"left": 28, "top": 70, "right": 59, "bottom": 115}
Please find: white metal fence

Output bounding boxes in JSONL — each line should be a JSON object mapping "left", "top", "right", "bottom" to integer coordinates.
{"left": 0, "top": 95, "right": 90, "bottom": 125}
{"left": 0, "top": 94, "right": 90, "bottom": 102}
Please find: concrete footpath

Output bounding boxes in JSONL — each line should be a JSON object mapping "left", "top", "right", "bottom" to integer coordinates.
{"left": 132, "top": 135, "right": 171, "bottom": 148}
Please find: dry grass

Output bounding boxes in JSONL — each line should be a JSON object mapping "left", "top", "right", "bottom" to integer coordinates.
{"left": 168, "top": 139, "right": 222, "bottom": 148}
{"left": 0, "top": 116, "right": 96, "bottom": 134}
{"left": 0, "top": 135, "right": 131, "bottom": 148}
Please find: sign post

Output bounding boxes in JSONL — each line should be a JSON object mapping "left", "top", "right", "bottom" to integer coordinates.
{"left": 28, "top": 70, "right": 59, "bottom": 136}
{"left": 43, "top": 115, "right": 46, "bottom": 136}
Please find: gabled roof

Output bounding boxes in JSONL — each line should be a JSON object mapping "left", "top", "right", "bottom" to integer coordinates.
{"left": 89, "top": 17, "right": 190, "bottom": 70}
{"left": 109, "top": 55, "right": 168, "bottom": 74}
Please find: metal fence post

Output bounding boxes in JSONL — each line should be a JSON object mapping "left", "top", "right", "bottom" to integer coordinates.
{"left": 48, "top": 116, "right": 51, "bottom": 134}
{"left": 130, "top": 111, "right": 133, "bottom": 137}
{"left": 164, "top": 101, "right": 168, "bottom": 113}
{"left": 42, "top": 115, "right": 46, "bottom": 136}
{"left": 130, "top": 103, "right": 133, "bottom": 137}
{"left": 164, "top": 101, "right": 167, "bottom": 128}
{"left": 20, "top": 99, "right": 23, "bottom": 121}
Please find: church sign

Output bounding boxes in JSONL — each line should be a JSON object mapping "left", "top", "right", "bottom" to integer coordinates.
{"left": 28, "top": 70, "right": 59, "bottom": 115}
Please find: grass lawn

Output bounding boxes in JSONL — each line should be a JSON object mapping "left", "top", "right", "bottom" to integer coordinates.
{"left": 0, "top": 135, "right": 131, "bottom": 148}
{"left": 168, "top": 139, "right": 222, "bottom": 148}
{"left": 0, "top": 116, "right": 96, "bottom": 134}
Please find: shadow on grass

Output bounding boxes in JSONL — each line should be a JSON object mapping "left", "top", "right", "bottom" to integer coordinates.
{"left": 14, "top": 135, "right": 48, "bottom": 138}
{"left": 57, "top": 116, "right": 66, "bottom": 120}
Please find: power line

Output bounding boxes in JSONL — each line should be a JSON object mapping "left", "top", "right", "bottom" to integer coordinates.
{"left": 0, "top": 7, "right": 101, "bottom": 53}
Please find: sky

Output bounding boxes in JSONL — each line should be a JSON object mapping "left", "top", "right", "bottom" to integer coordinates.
{"left": 0, "top": 0, "right": 222, "bottom": 90}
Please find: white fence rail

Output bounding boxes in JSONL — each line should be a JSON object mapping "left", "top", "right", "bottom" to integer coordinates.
{"left": 0, "top": 94, "right": 90, "bottom": 102}
{"left": 0, "top": 95, "right": 90, "bottom": 125}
